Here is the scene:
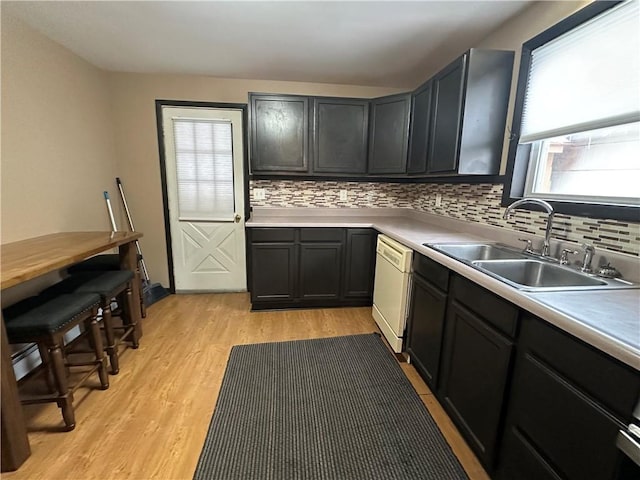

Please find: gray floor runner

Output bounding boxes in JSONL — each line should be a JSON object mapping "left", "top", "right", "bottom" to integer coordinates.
{"left": 193, "top": 333, "right": 469, "bottom": 480}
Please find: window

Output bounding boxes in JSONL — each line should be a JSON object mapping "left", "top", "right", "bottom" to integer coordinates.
{"left": 172, "top": 118, "right": 235, "bottom": 221}
{"left": 504, "top": 0, "right": 640, "bottom": 220}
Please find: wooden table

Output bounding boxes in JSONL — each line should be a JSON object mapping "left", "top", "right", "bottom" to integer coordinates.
{"left": 1, "top": 231, "right": 143, "bottom": 471}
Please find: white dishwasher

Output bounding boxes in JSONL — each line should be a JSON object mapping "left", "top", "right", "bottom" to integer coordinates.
{"left": 372, "top": 235, "right": 413, "bottom": 353}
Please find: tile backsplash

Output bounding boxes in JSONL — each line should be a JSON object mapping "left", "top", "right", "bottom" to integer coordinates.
{"left": 250, "top": 180, "right": 640, "bottom": 256}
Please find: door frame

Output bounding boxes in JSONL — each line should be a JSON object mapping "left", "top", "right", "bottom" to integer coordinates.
{"left": 155, "top": 100, "right": 250, "bottom": 294}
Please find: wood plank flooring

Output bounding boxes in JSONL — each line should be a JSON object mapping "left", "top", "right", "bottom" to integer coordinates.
{"left": 2, "top": 293, "right": 488, "bottom": 480}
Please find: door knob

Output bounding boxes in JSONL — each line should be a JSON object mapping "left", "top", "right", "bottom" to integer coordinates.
{"left": 234, "top": 214, "right": 241, "bottom": 223}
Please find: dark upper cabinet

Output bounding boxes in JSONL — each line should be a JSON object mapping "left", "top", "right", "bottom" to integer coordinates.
{"left": 428, "top": 49, "right": 514, "bottom": 176}
{"left": 429, "top": 57, "right": 465, "bottom": 174}
{"left": 367, "top": 93, "right": 411, "bottom": 175}
{"left": 312, "top": 98, "right": 369, "bottom": 175}
{"left": 342, "top": 229, "right": 377, "bottom": 299}
{"left": 407, "top": 81, "right": 433, "bottom": 175}
{"left": 250, "top": 94, "right": 309, "bottom": 173}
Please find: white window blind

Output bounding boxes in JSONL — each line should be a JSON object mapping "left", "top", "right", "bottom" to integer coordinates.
{"left": 172, "top": 118, "right": 235, "bottom": 221}
{"left": 520, "top": 0, "right": 640, "bottom": 143}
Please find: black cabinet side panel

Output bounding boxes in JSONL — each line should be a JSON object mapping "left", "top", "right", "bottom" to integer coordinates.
{"left": 458, "top": 49, "right": 514, "bottom": 175}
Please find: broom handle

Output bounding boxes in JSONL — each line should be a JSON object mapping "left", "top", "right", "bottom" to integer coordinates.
{"left": 116, "top": 178, "right": 150, "bottom": 282}
{"left": 104, "top": 192, "right": 117, "bottom": 231}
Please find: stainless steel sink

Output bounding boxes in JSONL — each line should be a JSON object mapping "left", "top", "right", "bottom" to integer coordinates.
{"left": 425, "top": 243, "right": 528, "bottom": 262}
{"left": 425, "top": 242, "right": 639, "bottom": 291}
{"left": 473, "top": 259, "right": 605, "bottom": 288}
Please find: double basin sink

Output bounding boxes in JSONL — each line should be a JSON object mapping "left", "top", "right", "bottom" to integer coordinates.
{"left": 425, "top": 243, "right": 638, "bottom": 292}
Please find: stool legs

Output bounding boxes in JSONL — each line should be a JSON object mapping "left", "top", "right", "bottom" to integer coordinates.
{"left": 48, "top": 342, "right": 75, "bottom": 431}
{"left": 121, "top": 285, "right": 139, "bottom": 349}
{"left": 101, "top": 302, "right": 119, "bottom": 375}
{"left": 87, "top": 316, "right": 109, "bottom": 390}
{"left": 37, "top": 343, "right": 56, "bottom": 393}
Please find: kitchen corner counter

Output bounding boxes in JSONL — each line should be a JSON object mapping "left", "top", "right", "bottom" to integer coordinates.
{"left": 247, "top": 208, "right": 640, "bottom": 370}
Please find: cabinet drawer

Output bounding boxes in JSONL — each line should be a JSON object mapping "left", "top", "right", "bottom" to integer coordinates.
{"left": 250, "top": 228, "right": 295, "bottom": 243}
{"left": 451, "top": 274, "right": 518, "bottom": 337}
{"left": 520, "top": 314, "right": 640, "bottom": 422}
{"left": 413, "top": 253, "right": 449, "bottom": 292}
{"left": 300, "top": 228, "right": 343, "bottom": 242}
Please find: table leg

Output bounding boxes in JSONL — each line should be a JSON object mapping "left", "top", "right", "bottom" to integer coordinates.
{"left": 1, "top": 315, "right": 31, "bottom": 471}
{"left": 119, "top": 241, "right": 143, "bottom": 340}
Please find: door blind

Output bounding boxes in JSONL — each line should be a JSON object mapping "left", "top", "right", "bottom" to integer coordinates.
{"left": 172, "top": 118, "right": 235, "bottom": 221}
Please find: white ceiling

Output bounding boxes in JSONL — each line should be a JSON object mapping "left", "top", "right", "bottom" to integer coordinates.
{"left": 4, "top": 1, "right": 533, "bottom": 88}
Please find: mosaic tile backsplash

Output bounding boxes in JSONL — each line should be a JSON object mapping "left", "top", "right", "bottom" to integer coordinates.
{"left": 250, "top": 180, "right": 640, "bottom": 256}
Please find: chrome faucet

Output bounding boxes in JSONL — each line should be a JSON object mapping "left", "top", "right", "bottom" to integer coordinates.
{"left": 503, "top": 198, "right": 555, "bottom": 257}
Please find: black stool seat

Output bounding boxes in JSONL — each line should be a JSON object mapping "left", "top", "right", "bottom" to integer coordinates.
{"left": 43, "top": 271, "right": 135, "bottom": 298}
{"left": 3, "top": 291, "right": 107, "bottom": 430}
{"left": 41, "top": 270, "right": 139, "bottom": 375}
{"left": 4, "top": 293, "right": 100, "bottom": 340}
{"left": 68, "top": 254, "right": 142, "bottom": 273}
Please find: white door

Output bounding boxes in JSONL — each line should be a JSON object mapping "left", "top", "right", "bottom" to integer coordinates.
{"left": 162, "top": 106, "right": 247, "bottom": 292}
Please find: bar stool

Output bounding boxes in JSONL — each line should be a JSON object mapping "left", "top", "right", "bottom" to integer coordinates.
{"left": 3, "top": 293, "right": 108, "bottom": 431}
{"left": 41, "top": 270, "right": 139, "bottom": 375}
{"left": 68, "top": 254, "right": 146, "bottom": 318}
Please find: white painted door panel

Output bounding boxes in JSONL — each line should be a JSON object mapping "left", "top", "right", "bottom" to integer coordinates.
{"left": 162, "top": 107, "right": 247, "bottom": 292}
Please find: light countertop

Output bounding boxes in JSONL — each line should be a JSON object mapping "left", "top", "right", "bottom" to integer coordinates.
{"left": 247, "top": 208, "right": 640, "bottom": 370}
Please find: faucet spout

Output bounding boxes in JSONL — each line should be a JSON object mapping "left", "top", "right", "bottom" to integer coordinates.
{"left": 503, "top": 198, "right": 555, "bottom": 257}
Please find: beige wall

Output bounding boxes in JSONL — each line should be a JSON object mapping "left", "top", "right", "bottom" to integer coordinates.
{"left": 475, "top": 0, "right": 591, "bottom": 173}
{"left": 108, "top": 73, "right": 403, "bottom": 286}
{"left": 1, "top": 13, "right": 119, "bottom": 243}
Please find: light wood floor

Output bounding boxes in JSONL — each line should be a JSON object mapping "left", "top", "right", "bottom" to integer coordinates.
{"left": 2, "top": 293, "right": 489, "bottom": 480}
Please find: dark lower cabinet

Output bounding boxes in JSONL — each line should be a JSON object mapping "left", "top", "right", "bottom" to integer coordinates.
{"left": 496, "top": 314, "right": 640, "bottom": 480}
{"left": 250, "top": 243, "right": 296, "bottom": 302}
{"left": 249, "top": 227, "right": 376, "bottom": 309}
{"left": 439, "top": 300, "right": 514, "bottom": 469}
{"left": 342, "top": 229, "right": 376, "bottom": 298}
{"left": 299, "top": 243, "right": 342, "bottom": 300}
{"left": 406, "top": 253, "right": 449, "bottom": 390}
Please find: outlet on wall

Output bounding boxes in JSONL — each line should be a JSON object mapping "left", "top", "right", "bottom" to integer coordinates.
{"left": 435, "top": 194, "right": 442, "bottom": 207}
{"left": 254, "top": 188, "right": 266, "bottom": 200}
{"left": 339, "top": 189, "right": 348, "bottom": 201}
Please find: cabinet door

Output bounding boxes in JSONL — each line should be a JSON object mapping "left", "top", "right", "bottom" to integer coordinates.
{"left": 368, "top": 94, "right": 410, "bottom": 174}
{"left": 406, "top": 274, "right": 446, "bottom": 389}
{"left": 407, "top": 81, "right": 432, "bottom": 174}
{"left": 250, "top": 94, "right": 309, "bottom": 173}
{"left": 428, "top": 55, "right": 466, "bottom": 174}
{"left": 342, "top": 229, "right": 376, "bottom": 298}
{"left": 250, "top": 243, "right": 296, "bottom": 302}
{"left": 496, "top": 315, "right": 640, "bottom": 480}
{"left": 439, "top": 300, "right": 514, "bottom": 469}
{"left": 312, "top": 98, "right": 369, "bottom": 174}
{"left": 299, "top": 243, "right": 342, "bottom": 300}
